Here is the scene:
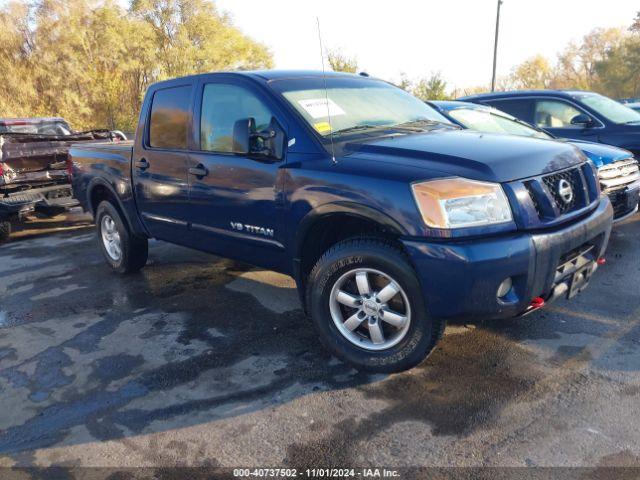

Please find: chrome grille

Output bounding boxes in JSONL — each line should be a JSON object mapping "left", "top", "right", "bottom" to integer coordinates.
{"left": 542, "top": 169, "right": 582, "bottom": 214}
{"left": 599, "top": 158, "right": 639, "bottom": 193}
{"left": 520, "top": 164, "right": 596, "bottom": 223}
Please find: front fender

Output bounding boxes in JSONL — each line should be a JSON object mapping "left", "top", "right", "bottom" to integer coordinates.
{"left": 294, "top": 201, "right": 408, "bottom": 259}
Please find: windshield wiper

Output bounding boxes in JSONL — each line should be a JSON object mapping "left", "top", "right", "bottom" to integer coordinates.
{"left": 330, "top": 124, "right": 382, "bottom": 136}
{"left": 392, "top": 119, "right": 460, "bottom": 130}
{"left": 329, "top": 119, "right": 458, "bottom": 137}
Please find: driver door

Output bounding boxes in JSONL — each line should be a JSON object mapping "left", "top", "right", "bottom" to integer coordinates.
{"left": 533, "top": 99, "right": 599, "bottom": 141}
{"left": 185, "top": 79, "right": 288, "bottom": 270}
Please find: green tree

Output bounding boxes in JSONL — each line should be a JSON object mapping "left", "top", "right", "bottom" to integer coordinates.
{"left": 395, "top": 73, "right": 412, "bottom": 92}
{"left": 0, "top": 2, "right": 39, "bottom": 117}
{"left": 326, "top": 49, "right": 358, "bottom": 73}
{"left": 130, "top": 0, "right": 273, "bottom": 78}
{"left": 595, "top": 36, "right": 640, "bottom": 98}
{"left": 412, "top": 73, "right": 449, "bottom": 100}
{"left": 554, "top": 28, "right": 626, "bottom": 91}
{"left": 509, "top": 55, "right": 553, "bottom": 89}
{"left": 503, "top": 26, "right": 636, "bottom": 98}
{"left": 0, "top": 0, "right": 273, "bottom": 131}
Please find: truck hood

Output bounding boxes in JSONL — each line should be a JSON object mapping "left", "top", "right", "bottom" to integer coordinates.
{"left": 565, "top": 139, "right": 632, "bottom": 169}
{"left": 344, "top": 129, "right": 585, "bottom": 183}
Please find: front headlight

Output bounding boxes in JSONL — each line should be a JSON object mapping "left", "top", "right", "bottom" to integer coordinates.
{"left": 411, "top": 177, "right": 513, "bottom": 229}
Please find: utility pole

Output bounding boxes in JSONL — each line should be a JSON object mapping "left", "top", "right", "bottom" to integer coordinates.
{"left": 491, "top": 0, "right": 503, "bottom": 92}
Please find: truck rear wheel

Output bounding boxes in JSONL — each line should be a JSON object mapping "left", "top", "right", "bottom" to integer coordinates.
{"left": 306, "top": 238, "right": 443, "bottom": 373}
{"left": 96, "top": 201, "right": 148, "bottom": 273}
{"left": 0, "top": 221, "right": 11, "bottom": 244}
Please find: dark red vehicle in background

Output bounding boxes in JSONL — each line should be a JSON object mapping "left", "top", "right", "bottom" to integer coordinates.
{"left": 0, "top": 117, "right": 126, "bottom": 243}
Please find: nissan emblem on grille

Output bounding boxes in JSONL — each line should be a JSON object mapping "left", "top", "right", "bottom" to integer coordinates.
{"left": 557, "top": 179, "right": 574, "bottom": 204}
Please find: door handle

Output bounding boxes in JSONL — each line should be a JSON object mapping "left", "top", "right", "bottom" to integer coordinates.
{"left": 188, "top": 165, "right": 209, "bottom": 178}
{"left": 135, "top": 158, "right": 149, "bottom": 170}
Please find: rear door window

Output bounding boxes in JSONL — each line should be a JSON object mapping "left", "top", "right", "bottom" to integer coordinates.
{"left": 485, "top": 99, "right": 534, "bottom": 123}
{"left": 149, "top": 85, "right": 193, "bottom": 149}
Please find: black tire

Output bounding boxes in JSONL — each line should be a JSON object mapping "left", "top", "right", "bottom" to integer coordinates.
{"left": 0, "top": 221, "right": 10, "bottom": 244}
{"left": 306, "top": 238, "right": 444, "bottom": 373}
{"left": 95, "top": 201, "right": 148, "bottom": 273}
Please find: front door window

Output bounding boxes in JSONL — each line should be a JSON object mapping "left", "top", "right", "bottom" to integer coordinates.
{"left": 534, "top": 100, "right": 584, "bottom": 129}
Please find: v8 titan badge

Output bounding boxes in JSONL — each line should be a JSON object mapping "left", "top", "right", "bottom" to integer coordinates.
{"left": 230, "top": 222, "right": 274, "bottom": 238}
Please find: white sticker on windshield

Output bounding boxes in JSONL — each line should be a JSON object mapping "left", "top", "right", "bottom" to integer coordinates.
{"left": 298, "top": 98, "right": 346, "bottom": 119}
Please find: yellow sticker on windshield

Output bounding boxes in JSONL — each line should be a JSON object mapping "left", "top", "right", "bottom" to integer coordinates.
{"left": 314, "top": 121, "right": 332, "bottom": 134}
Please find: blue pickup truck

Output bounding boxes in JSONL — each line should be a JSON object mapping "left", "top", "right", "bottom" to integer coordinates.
{"left": 427, "top": 100, "right": 640, "bottom": 221}
{"left": 69, "top": 71, "right": 613, "bottom": 372}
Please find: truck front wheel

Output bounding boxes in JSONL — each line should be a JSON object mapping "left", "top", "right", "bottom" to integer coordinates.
{"left": 306, "top": 238, "right": 443, "bottom": 373}
{"left": 96, "top": 201, "right": 148, "bottom": 273}
{"left": 0, "top": 221, "right": 11, "bottom": 244}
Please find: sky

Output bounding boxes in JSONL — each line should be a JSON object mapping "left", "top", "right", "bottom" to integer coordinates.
{"left": 215, "top": 0, "right": 638, "bottom": 91}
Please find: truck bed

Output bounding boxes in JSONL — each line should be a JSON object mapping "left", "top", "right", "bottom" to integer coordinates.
{"left": 67, "top": 140, "right": 135, "bottom": 217}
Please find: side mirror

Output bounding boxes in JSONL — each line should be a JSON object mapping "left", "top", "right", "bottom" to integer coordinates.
{"left": 570, "top": 113, "right": 594, "bottom": 128}
{"left": 259, "top": 117, "right": 285, "bottom": 161}
{"left": 232, "top": 117, "right": 285, "bottom": 161}
{"left": 232, "top": 117, "right": 254, "bottom": 155}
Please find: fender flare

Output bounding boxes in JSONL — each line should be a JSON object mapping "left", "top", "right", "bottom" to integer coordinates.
{"left": 87, "top": 177, "right": 149, "bottom": 238}
{"left": 294, "top": 201, "right": 407, "bottom": 261}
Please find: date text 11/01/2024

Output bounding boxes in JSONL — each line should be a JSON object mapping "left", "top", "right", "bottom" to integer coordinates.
{"left": 233, "top": 468, "right": 400, "bottom": 477}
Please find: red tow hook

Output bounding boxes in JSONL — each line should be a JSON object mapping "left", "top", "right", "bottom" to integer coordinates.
{"left": 597, "top": 257, "right": 606, "bottom": 266}
{"left": 530, "top": 297, "right": 545, "bottom": 310}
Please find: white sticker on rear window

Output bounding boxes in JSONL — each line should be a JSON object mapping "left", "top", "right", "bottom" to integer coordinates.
{"left": 297, "top": 98, "right": 346, "bottom": 119}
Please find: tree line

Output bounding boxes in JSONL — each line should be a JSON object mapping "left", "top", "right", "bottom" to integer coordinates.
{"left": 1, "top": 2, "right": 638, "bottom": 131}
{"left": 330, "top": 10, "right": 640, "bottom": 101}
{"left": 505, "top": 20, "right": 640, "bottom": 98}
{"left": 0, "top": 0, "right": 272, "bottom": 132}
{"left": 326, "top": 51, "right": 448, "bottom": 101}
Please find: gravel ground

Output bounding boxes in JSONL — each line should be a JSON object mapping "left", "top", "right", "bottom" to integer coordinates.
{"left": 0, "top": 210, "right": 639, "bottom": 474}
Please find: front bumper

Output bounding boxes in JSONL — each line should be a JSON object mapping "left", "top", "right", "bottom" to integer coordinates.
{"left": 402, "top": 197, "right": 613, "bottom": 321}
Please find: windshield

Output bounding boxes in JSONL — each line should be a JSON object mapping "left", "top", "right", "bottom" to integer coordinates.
{"left": 0, "top": 120, "right": 72, "bottom": 135}
{"left": 448, "top": 108, "right": 551, "bottom": 139}
{"left": 275, "top": 77, "right": 452, "bottom": 137}
{"left": 574, "top": 93, "right": 640, "bottom": 124}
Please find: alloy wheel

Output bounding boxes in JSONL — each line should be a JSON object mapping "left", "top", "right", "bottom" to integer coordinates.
{"left": 100, "top": 215, "right": 122, "bottom": 261}
{"left": 329, "top": 268, "right": 411, "bottom": 351}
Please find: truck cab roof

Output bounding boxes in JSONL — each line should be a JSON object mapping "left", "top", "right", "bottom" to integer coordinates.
{"left": 149, "top": 70, "right": 372, "bottom": 90}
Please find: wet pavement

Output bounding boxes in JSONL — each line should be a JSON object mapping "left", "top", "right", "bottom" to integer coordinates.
{"left": 0, "top": 211, "right": 639, "bottom": 468}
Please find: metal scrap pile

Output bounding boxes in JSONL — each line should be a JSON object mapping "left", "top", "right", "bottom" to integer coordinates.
{"left": 0, "top": 130, "right": 122, "bottom": 190}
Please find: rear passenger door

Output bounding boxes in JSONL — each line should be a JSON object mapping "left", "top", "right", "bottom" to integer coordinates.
{"left": 185, "top": 78, "right": 288, "bottom": 271}
{"left": 482, "top": 99, "right": 535, "bottom": 124}
{"left": 133, "top": 84, "right": 193, "bottom": 242}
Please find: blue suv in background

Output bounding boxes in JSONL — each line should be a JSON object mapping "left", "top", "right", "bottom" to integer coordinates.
{"left": 460, "top": 90, "right": 640, "bottom": 157}
{"left": 428, "top": 100, "right": 640, "bottom": 221}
